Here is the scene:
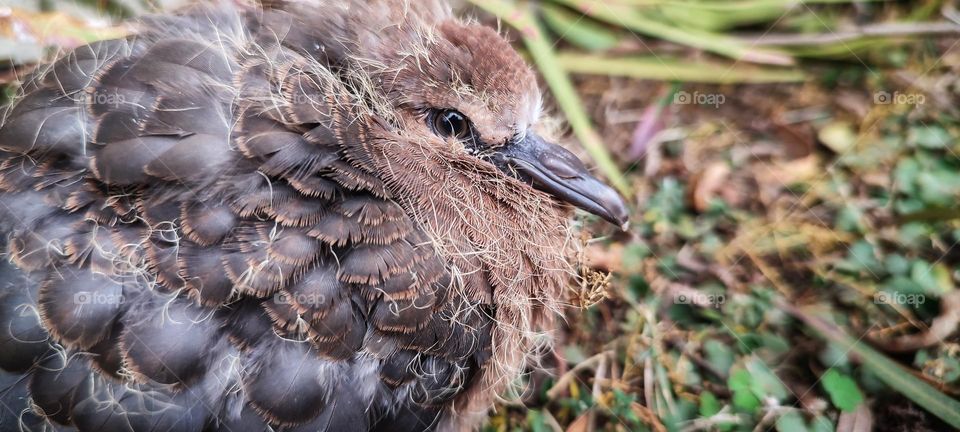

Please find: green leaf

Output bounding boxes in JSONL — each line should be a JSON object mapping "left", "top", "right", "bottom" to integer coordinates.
{"left": 836, "top": 205, "right": 865, "bottom": 233}
{"left": 916, "top": 169, "right": 960, "bottom": 207}
{"left": 894, "top": 158, "right": 920, "bottom": 195}
{"left": 610, "top": 389, "right": 643, "bottom": 425}
{"left": 821, "top": 369, "right": 864, "bottom": 412}
{"left": 661, "top": 398, "right": 699, "bottom": 429}
{"left": 745, "top": 357, "right": 790, "bottom": 402}
{"left": 908, "top": 126, "right": 951, "bottom": 149}
{"left": 846, "top": 241, "right": 881, "bottom": 273}
{"left": 705, "top": 339, "right": 736, "bottom": 373}
{"left": 810, "top": 415, "right": 836, "bottom": 432}
{"left": 525, "top": 409, "right": 548, "bottom": 432}
{"left": 910, "top": 260, "right": 953, "bottom": 296}
{"left": 881, "top": 276, "right": 925, "bottom": 296}
{"left": 884, "top": 254, "right": 911, "bottom": 276}
{"left": 699, "top": 391, "right": 721, "bottom": 417}
{"left": 729, "top": 369, "right": 761, "bottom": 412}
{"left": 776, "top": 411, "right": 809, "bottom": 432}
{"left": 897, "top": 223, "right": 931, "bottom": 249}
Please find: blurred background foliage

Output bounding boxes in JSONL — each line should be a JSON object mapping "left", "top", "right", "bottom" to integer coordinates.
{"left": 3, "top": 0, "right": 960, "bottom": 431}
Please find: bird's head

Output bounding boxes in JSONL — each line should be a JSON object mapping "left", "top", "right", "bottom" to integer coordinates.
{"left": 344, "top": 7, "right": 629, "bottom": 229}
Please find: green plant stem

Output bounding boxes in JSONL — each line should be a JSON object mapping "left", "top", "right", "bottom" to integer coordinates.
{"left": 579, "top": 0, "right": 890, "bottom": 9}
{"left": 548, "top": 0, "right": 794, "bottom": 65}
{"left": 466, "top": 0, "right": 632, "bottom": 197}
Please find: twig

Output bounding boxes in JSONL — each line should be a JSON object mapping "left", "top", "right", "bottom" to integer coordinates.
{"left": 631, "top": 401, "right": 668, "bottom": 432}
{"left": 542, "top": 410, "right": 565, "bottom": 432}
{"left": 545, "top": 350, "right": 613, "bottom": 400}
{"left": 680, "top": 410, "right": 743, "bottom": 432}
{"left": 589, "top": 354, "right": 606, "bottom": 432}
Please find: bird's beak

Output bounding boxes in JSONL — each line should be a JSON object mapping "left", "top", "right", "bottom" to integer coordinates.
{"left": 496, "top": 133, "right": 629, "bottom": 230}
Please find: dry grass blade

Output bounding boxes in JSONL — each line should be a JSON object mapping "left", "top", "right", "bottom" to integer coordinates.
{"left": 556, "top": 53, "right": 807, "bottom": 84}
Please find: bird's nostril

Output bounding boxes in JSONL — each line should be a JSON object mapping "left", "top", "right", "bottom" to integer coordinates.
{"left": 540, "top": 153, "right": 583, "bottom": 179}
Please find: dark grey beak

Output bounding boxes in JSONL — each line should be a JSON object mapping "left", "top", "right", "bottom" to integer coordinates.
{"left": 495, "top": 133, "right": 629, "bottom": 230}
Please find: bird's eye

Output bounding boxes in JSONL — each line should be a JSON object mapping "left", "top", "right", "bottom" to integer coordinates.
{"left": 431, "top": 110, "right": 471, "bottom": 140}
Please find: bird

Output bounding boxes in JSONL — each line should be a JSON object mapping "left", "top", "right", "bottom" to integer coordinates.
{"left": 0, "top": 0, "right": 628, "bottom": 431}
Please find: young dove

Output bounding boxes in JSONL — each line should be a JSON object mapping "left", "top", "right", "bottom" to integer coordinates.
{"left": 0, "top": 1, "right": 627, "bottom": 430}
